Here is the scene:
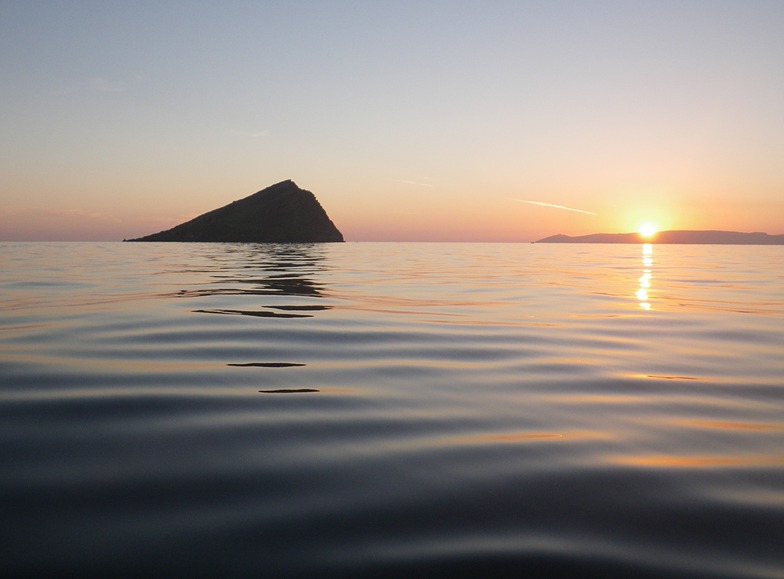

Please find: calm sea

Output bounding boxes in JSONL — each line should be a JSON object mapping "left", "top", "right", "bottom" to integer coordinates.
{"left": 1, "top": 242, "right": 783, "bottom": 578}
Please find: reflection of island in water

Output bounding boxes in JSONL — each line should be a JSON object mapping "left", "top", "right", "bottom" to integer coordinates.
{"left": 176, "top": 243, "right": 330, "bottom": 303}
{"left": 636, "top": 243, "right": 653, "bottom": 310}
{"left": 175, "top": 243, "right": 333, "bottom": 378}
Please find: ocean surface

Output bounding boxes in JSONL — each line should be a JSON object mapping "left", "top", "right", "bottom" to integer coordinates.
{"left": 1, "top": 241, "right": 783, "bottom": 578}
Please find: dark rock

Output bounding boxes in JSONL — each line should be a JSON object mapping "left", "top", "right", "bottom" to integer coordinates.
{"left": 258, "top": 388, "right": 319, "bottom": 394}
{"left": 227, "top": 362, "right": 306, "bottom": 368}
{"left": 128, "top": 180, "right": 343, "bottom": 242}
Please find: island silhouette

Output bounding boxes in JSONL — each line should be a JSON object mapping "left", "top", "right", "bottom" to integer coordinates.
{"left": 127, "top": 180, "right": 343, "bottom": 242}
{"left": 536, "top": 230, "right": 784, "bottom": 244}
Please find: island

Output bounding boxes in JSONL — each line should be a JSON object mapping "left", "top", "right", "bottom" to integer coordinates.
{"left": 127, "top": 180, "right": 344, "bottom": 242}
{"left": 536, "top": 230, "right": 784, "bottom": 245}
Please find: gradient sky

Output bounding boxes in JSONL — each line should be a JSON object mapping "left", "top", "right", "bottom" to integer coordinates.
{"left": 2, "top": 1, "right": 783, "bottom": 241}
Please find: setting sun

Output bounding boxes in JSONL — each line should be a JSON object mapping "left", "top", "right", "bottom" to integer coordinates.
{"left": 639, "top": 223, "right": 658, "bottom": 239}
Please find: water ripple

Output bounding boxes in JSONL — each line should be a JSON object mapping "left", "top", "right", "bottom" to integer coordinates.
{"left": 1, "top": 242, "right": 783, "bottom": 577}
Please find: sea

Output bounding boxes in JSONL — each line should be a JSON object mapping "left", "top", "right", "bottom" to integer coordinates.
{"left": 1, "top": 241, "right": 783, "bottom": 578}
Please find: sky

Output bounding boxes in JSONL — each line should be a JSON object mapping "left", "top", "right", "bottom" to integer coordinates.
{"left": 2, "top": 1, "right": 783, "bottom": 241}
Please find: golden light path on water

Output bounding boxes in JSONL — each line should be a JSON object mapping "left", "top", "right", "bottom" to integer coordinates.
{"left": 637, "top": 243, "right": 653, "bottom": 310}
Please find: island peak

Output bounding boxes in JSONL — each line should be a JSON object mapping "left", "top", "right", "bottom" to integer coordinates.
{"left": 128, "top": 180, "right": 343, "bottom": 243}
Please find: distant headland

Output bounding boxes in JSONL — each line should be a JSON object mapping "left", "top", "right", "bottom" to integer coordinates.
{"left": 536, "top": 230, "right": 784, "bottom": 245}
{"left": 127, "top": 180, "right": 343, "bottom": 243}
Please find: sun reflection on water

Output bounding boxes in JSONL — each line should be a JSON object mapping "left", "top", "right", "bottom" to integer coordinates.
{"left": 636, "top": 243, "right": 653, "bottom": 310}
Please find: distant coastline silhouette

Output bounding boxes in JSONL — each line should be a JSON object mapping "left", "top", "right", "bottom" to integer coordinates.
{"left": 537, "top": 230, "right": 784, "bottom": 244}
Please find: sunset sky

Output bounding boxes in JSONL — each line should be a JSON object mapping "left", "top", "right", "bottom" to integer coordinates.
{"left": 2, "top": 1, "right": 783, "bottom": 241}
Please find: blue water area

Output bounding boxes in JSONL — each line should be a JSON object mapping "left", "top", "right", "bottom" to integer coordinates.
{"left": 1, "top": 242, "right": 783, "bottom": 577}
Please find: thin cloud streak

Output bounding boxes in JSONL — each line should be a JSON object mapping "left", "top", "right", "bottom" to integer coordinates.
{"left": 73, "top": 78, "right": 128, "bottom": 93}
{"left": 59, "top": 75, "right": 143, "bottom": 94}
{"left": 507, "top": 198, "right": 598, "bottom": 216}
{"left": 248, "top": 130, "right": 270, "bottom": 138}
{"left": 396, "top": 179, "right": 434, "bottom": 188}
{"left": 233, "top": 129, "right": 270, "bottom": 138}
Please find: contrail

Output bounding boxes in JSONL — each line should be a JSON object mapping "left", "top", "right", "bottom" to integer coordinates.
{"left": 507, "top": 198, "right": 597, "bottom": 216}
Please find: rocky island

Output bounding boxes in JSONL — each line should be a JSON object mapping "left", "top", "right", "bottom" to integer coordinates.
{"left": 127, "top": 180, "right": 343, "bottom": 243}
{"left": 536, "top": 230, "right": 784, "bottom": 244}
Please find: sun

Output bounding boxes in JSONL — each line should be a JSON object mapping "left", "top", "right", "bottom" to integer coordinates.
{"left": 638, "top": 222, "right": 658, "bottom": 239}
